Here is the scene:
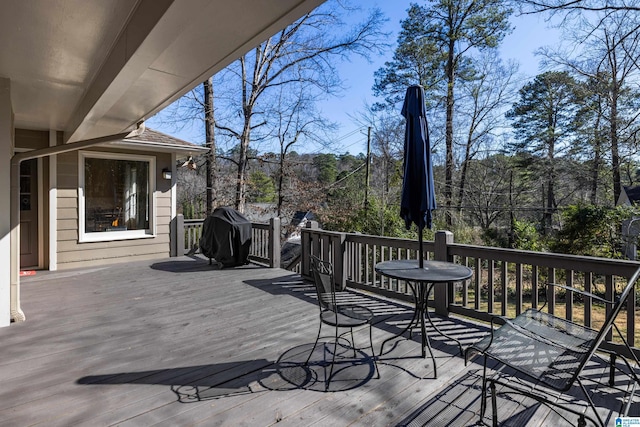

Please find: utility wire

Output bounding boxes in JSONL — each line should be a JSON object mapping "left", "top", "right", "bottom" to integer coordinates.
{"left": 327, "top": 163, "right": 366, "bottom": 188}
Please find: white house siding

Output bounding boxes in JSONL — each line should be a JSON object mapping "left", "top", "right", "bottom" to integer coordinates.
{"left": 55, "top": 149, "right": 173, "bottom": 270}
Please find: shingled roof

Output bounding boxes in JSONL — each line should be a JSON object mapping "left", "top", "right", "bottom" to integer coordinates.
{"left": 618, "top": 186, "right": 640, "bottom": 206}
{"left": 111, "top": 128, "right": 209, "bottom": 155}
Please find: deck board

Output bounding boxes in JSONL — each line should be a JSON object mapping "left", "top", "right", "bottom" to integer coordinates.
{"left": 0, "top": 256, "right": 636, "bottom": 426}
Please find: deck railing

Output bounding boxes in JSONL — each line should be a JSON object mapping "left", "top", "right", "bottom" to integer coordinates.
{"left": 176, "top": 215, "right": 640, "bottom": 356}
{"left": 182, "top": 218, "right": 205, "bottom": 255}
{"left": 175, "top": 214, "right": 281, "bottom": 268}
{"left": 300, "top": 221, "right": 640, "bottom": 358}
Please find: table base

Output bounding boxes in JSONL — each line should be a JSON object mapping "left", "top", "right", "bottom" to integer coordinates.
{"left": 379, "top": 282, "right": 463, "bottom": 378}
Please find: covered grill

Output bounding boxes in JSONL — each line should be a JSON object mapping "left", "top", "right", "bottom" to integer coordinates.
{"left": 199, "top": 207, "right": 252, "bottom": 267}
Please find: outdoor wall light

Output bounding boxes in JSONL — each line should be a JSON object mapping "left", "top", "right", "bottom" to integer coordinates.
{"left": 180, "top": 156, "right": 197, "bottom": 170}
{"left": 162, "top": 168, "right": 172, "bottom": 180}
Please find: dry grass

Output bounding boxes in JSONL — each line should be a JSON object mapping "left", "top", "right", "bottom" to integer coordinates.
{"left": 454, "top": 285, "right": 640, "bottom": 345}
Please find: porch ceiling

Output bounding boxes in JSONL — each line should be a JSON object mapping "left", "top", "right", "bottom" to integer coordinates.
{"left": 0, "top": 0, "right": 324, "bottom": 143}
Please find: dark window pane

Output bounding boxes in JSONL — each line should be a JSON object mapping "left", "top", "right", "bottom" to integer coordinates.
{"left": 20, "top": 196, "right": 30, "bottom": 211}
{"left": 20, "top": 161, "right": 31, "bottom": 175}
{"left": 84, "top": 158, "right": 150, "bottom": 233}
{"left": 20, "top": 176, "right": 30, "bottom": 193}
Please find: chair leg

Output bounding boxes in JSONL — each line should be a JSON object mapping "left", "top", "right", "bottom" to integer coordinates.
{"left": 350, "top": 328, "right": 357, "bottom": 358}
{"left": 578, "top": 379, "right": 605, "bottom": 427}
{"left": 479, "top": 355, "right": 489, "bottom": 425}
{"left": 324, "top": 324, "right": 340, "bottom": 391}
{"left": 369, "top": 323, "right": 379, "bottom": 379}
{"left": 610, "top": 353, "right": 616, "bottom": 386}
{"left": 490, "top": 380, "right": 498, "bottom": 427}
{"left": 305, "top": 322, "right": 323, "bottom": 365}
{"left": 612, "top": 324, "right": 640, "bottom": 386}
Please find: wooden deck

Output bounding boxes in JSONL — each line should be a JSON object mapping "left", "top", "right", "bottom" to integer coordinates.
{"left": 1, "top": 256, "right": 637, "bottom": 426}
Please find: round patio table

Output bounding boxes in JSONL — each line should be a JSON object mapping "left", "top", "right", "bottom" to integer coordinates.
{"left": 375, "top": 259, "right": 472, "bottom": 378}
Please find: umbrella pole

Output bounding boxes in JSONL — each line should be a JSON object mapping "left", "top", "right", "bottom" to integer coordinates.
{"left": 418, "top": 227, "right": 424, "bottom": 269}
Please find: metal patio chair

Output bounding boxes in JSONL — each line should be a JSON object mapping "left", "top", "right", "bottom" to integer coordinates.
{"left": 305, "top": 255, "right": 378, "bottom": 391}
{"left": 466, "top": 267, "right": 640, "bottom": 427}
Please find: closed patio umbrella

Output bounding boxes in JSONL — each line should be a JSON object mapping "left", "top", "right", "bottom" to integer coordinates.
{"left": 400, "top": 84, "right": 436, "bottom": 268}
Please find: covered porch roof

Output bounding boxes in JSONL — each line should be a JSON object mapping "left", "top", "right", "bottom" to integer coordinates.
{"left": 0, "top": 0, "right": 326, "bottom": 327}
{"left": 1, "top": 0, "right": 324, "bottom": 142}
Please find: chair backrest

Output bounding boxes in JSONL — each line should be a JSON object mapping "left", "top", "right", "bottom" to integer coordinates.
{"left": 578, "top": 266, "right": 640, "bottom": 373}
{"left": 310, "top": 255, "right": 337, "bottom": 311}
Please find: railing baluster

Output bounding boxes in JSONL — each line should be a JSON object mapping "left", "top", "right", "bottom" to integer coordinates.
{"left": 548, "top": 268, "right": 556, "bottom": 316}
{"left": 488, "top": 260, "right": 494, "bottom": 314}
{"left": 372, "top": 243, "right": 378, "bottom": 289}
{"left": 606, "top": 274, "right": 614, "bottom": 342}
{"left": 501, "top": 261, "right": 508, "bottom": 316}
{"left": 461, "top": 256, "right": 469, "bottom": 306}
{"left": 515, "top": 263, "right": 523, "bottom": 316}
{"left": 566, "top": 269, "right": 574, "bottom": 322}
{"left": 532, "top": 265, "right": 539, "bottom": 310}
{"left": 364, "top": 243, "right": 370, "bottom": 286}
{"left": 628, "top": 280, "right": 636, "bottom": 348}
{"left": 474, "top": 259, "right": 481, "bottom": 310}
{"left": 585, "top": 271, "right": 592, "bottom": 328}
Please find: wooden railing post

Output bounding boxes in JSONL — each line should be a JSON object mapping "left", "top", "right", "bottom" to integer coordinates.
{"left": 301, "top": 221, "right": 318, "bottom": 279}
{"left": 268, "top": 217, "right": 281, "bottom": 268}
{"left": 175, "top": 214, "right": 185, "bottom": 256}
{"left": 434, "top": 230, "right": 454, "bottom": 316}
{"left": 332, "top": 232, "right": 347, "bottom": 290}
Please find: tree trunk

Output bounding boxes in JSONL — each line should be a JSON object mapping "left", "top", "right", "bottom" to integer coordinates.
{"left": 277, "top": 151, "right": 285, "bottom": 217}
{"left": 590, "top": 109, "right": 602, "bottom": 205}
{"left": 235, "top": 121, "right": 250, "bottom": 213}
{"left": 235, "top": 56, "right": 251, "bottom": 214}
{"left": 457, "top": 128, "right": 473, "bottom": 212}
{"left": 204, "top": 78, "right": 217, "bottom": 215}
{"left": 444, "top": 39, "right": 455, "bottom": 227}
{"left": 545, "top": 173, "right": 555, "bottom": 232}
{"left": 544, "top": 112, "right": 556, "bottom": 233}
{"left": 611, "top": 80, "right": 621, "bottom": 204}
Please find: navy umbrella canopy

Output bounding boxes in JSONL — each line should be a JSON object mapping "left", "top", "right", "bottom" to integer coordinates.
{"left": 400, "top": 85, "right": 436, "bottom": 268}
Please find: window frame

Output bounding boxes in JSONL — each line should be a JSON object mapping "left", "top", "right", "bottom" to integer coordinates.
{"left": 78, "top": 151, "right": 156, "bottom": 243}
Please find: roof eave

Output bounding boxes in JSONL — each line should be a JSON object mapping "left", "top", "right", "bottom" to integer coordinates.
{"left": 107, "top": 139, "right": 209, "bottom": 156}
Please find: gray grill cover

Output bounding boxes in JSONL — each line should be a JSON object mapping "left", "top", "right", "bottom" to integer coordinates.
{"left": 199, "top": 207, "right": 252, "bottom": 267}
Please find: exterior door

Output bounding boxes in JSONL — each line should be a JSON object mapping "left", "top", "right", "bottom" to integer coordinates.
{"left": 20, "top": 159, "right": 38, "bottom": 268}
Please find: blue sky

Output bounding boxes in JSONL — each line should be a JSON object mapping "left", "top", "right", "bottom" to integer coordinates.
{"left": 148, "top": 1, "right": 560, "bottom": 155}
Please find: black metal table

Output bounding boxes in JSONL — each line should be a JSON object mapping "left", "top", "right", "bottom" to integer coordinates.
{"left": 375, "top": 259, "right": 473, "bottom": 377}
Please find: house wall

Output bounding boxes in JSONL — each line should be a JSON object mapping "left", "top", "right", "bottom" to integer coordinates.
{"left": 15, "top": 129, "right": 50, "bottom": 150}
{"left": 14, "top": 129, "right": 51, "bottom": 270}
{"left": 56, "top": 147, "right": 173, "bottom": 270}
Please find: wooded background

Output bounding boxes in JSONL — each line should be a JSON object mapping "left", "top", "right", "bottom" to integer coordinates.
{"left": 161, "top": 0, "right": 640, "bottom": 258}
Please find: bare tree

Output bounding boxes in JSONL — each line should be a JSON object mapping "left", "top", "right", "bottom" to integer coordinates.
{"left": 539, "top": 9, "right": 640, "bottom": 203}
{"left": 355, "top": 104, "right": 404, "bottom": 235}
{"left": 520, "top": 0, "right": 640, "bottom": 56}
{"left": 456, "top": 52, "right": 519, "bottom": 213}
{"left": 213, "top": 2, "right": 386, "bottom": 213}
{"left": 203, "top": 78, "right": 217, "bottom": 215}
{"left": 267, "top": 85, "right": 334, "bottom": 217}
{"left": 464, "top": 154, "right": 514, "bottom": 231}
{"left": 521, "top": 1, "right": 640, "bottom": 14}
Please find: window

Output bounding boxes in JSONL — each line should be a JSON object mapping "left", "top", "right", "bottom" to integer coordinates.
{"left": 79, "top": 152, "right": 155, "bottom": 242}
